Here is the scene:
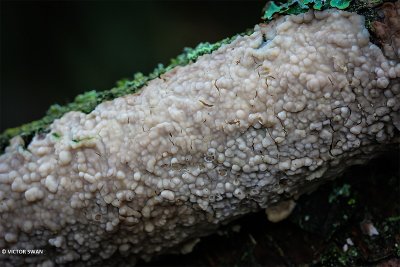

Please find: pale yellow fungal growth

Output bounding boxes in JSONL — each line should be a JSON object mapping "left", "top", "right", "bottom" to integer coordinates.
{"left": 265, "top": 199, "right": 297, "bottom": 223}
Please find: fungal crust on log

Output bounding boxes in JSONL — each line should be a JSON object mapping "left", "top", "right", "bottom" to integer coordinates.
{"left": 0, "top": 7, "right": 399, "bottom": 266}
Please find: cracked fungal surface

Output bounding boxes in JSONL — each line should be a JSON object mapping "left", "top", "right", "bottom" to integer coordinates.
{"left": 0, "top": 8, "right": 399, "bottom": 266}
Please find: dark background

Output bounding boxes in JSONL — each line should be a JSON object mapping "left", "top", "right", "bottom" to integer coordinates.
{"left": 0, "top": 0, "right": 264, "bottom": 132}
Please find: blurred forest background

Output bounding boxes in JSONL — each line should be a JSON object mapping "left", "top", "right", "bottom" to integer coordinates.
{"left": 1, "top": 0, "right": 264, "bottom": 132}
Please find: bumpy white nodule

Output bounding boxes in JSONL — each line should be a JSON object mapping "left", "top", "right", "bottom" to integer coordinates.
{"left": 0, "top": 9, "right": 399, "bottom": 266}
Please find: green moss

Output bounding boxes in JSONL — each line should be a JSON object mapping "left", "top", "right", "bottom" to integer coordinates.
{"left": 263, "top": 1, "right": 283, "bottom": 20}
{"left": 261, "top": 0, "right": 387, "bottom": 35}
{"left": 0, "top": 32, "right": 250, "bottom": 154}
{"left": 261, "top": 0, "right": 387, "bottom": 21}
{"left": 330, "top": 0, "right": 352, "bottom": 9}
{"left": 262, "top": 0, "right": 335, "bottom": 20}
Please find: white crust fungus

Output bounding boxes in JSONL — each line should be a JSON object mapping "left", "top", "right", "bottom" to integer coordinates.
{"left": 0, "top": 8, "right": 399, "bottom": 266}
{"left": 24, "top": 187, "right": 44, "bottom": 202}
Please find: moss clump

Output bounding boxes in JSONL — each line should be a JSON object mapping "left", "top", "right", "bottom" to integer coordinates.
{"left": 262, "top": 0, "right": 352, "bottom": 20}
{"left": 0, "top": 32, "right": 251, "bottom": 153}
{"left": 261, "top": 0, "right": 387, "bottom": 24}
{"left": 261, "top": 0, "right": 387, "bottom": 35}
{"left": 330, "top": 0, "right": 352, "bottom": 9}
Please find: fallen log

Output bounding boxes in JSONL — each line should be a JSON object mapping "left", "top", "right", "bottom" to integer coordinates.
{"left": 0, "top": 2, "right": 399, "bottom": 266}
